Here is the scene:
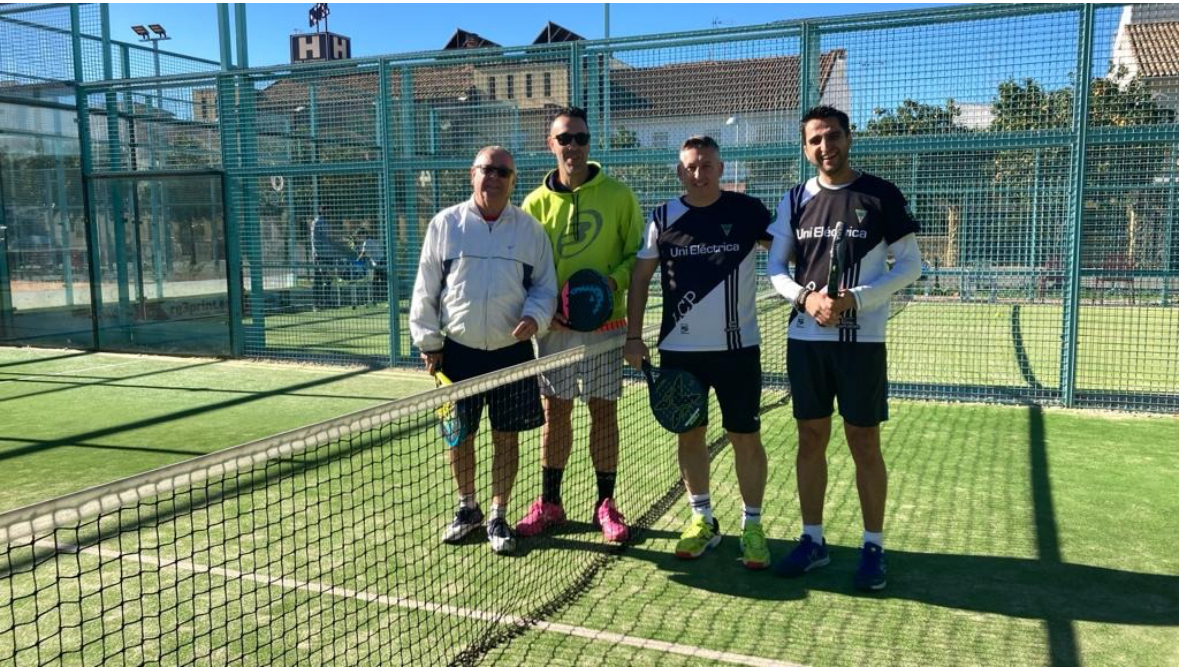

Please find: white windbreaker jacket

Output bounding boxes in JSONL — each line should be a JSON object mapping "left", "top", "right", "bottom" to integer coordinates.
{"left": 410, "top": 199, "right": 557, "bottom": 352}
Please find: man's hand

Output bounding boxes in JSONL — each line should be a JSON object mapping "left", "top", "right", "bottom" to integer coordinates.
{"left": 421, "top": 351, "right": 443, "bottom": 375}
{"left": 623, "top": 338, "right": 648, "bottom": 370}
{"left": 808, "top": 290, "right": 856, "bottom": 327}
{"left": 513, "top": 316, "right": 539, "bottom": 341}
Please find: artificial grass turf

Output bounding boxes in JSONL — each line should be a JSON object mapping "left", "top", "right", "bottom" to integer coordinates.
{"left": 486, "top": 401, "right": 1179, "bottom": 667}
{"left": 0, "top": 346, "right": 435, "bottom": 512}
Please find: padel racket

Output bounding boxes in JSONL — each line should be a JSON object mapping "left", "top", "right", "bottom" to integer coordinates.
{"left": 434, "top": 371, "right": 465, "bottom": 448}
{"left": 560, "top": 268, "right": 614, "bottom": 332}
{"left": 642, "top": 359, "right": 707, "bottom": 434}
{"left": 826, "top": 221, "right": 846, "bottom": 295}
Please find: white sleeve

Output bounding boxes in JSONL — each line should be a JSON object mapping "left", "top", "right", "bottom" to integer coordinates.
{"left": 409, "top": 216, "right": 446, "bottom": 352}
{"left": 767, "top": 194, "right": 803, "bottom": 302}
{"left": 521, "top": 222, "right": 558, "bottom": 336}
{"left": 636, "top": 216, "right": 659, "bottom": 260}
{"left": 847, "top": 233, "right": 923, "bottom": 311}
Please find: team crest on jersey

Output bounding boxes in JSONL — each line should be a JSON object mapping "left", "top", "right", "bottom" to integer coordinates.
{"left": 855, "top": 208, "right": 867, "bottom": 223}
{"left": 721, "top": 224, "right": 732, "bottom": 236}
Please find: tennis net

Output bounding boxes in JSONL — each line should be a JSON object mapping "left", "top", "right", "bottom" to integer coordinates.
{"left": 0, "top": 295, "right": 792, "bottom": 666}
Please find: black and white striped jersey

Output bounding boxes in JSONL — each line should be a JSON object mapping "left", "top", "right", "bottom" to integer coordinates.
{"left": 769, "top": 172, "right": 920, "bottom": 343}
{"left": 638, "top": 191, "right": 771, "bottom": 352}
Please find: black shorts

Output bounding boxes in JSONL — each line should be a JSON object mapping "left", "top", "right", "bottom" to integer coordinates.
{"left": 442, "top": 338, "right": 545, "bottom": 434}
{"left": 659, "top": 346, "right": 761, "bottom": 434}
{"left": 787, "top": 339, "right": 888, "bottom": 427}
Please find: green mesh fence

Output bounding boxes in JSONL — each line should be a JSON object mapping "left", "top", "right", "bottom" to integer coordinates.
{"left": 0, "top": 4, "right": 222, "bottom": 351}
{"left": 3, "top": 3, "right": 1178, "bottom": 412}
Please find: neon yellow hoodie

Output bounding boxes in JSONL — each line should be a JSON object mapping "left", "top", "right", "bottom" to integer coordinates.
{"left": 521, "top": 162, "right": 644, "bottom": 324}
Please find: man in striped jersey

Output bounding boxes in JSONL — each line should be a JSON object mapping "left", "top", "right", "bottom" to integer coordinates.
{"left": 767, "top": 106, "right": 922, "bottom": 591}
{"left": 624, "top": 135, "right": 774, "bottom": 570}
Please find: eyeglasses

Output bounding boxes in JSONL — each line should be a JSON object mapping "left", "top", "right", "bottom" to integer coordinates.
{"left": 553, "top": 132, "right": 591, "bottom": 147}
{"left": 473, "top": 164, "right": 514, "bottom": 178}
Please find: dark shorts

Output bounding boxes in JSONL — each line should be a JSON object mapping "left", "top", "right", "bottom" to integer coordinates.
{"left": 659, "top": 346, "right": 762, "bottom": 434}
{"left": 442, "top": 338, "right": 545, "bottom": 434}
{"left": 787, "top": 339, "right": 888, "bottom": 427}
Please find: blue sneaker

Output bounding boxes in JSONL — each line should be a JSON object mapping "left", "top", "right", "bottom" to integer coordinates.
{"left": 773, "top": 534, "right": 830, "bottom": 577}
{"left": 854, "top": 542, "right": 887, "bottom": 591}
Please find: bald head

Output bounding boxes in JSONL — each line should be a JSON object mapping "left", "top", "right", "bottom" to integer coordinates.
{"left": 473, "top": 145, "right": 515, "bottom": 170}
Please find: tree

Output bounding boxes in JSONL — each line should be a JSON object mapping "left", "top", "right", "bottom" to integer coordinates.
{"left": 863, "top": 98, "right": 964, "bottom": 136}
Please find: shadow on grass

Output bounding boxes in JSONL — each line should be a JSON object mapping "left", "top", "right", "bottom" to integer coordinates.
{"left": 0, "top": 349, "right": 95, "bottom": 369}
{"left": 0, "top": 364, "right": 379, "bottom": 463}
{"left": 617, "top": 534, "right": 1179, "bottom": 627}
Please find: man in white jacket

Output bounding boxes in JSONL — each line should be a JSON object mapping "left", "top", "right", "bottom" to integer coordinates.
{"left": 410, "top": 146, "right": 558, "bottom": 555}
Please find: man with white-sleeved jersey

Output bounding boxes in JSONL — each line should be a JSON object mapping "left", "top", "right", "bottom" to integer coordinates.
{"left": 767, "top": 106, "right": 922, "bottom": 591}
{"left": 410, "top": 145, "right": 558, "bottom": 555}
{"left": 625, "top": 135, "right": 774, "bottom": 570}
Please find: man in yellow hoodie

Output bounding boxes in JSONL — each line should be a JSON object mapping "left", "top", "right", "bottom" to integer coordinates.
{"left": 517, "top": 107, "right": 644, "bottom": 543}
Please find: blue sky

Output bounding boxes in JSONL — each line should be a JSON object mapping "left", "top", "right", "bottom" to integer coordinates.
{"left": 108, "top": 3, "right": 947, "bottom": 67}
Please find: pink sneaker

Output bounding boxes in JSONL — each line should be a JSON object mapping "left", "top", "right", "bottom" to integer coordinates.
{"left": 515, "top": 497, "right": 566, "bottom": 537}
{"left": 594, "top": 498, "right": 630, "bottom": 543}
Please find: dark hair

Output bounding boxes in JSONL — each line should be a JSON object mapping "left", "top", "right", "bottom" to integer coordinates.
{"left": 800, "top": 106, "right": 851, "bottom": 135}
{"left": 680, "top": 135, "right": 720, "bottom": 152}
{"left": 550, "top": 106, "right": 589, "bottom": 128}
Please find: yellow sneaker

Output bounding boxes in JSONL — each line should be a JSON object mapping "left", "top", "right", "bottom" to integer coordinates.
{"left": 675, "top": 515, "right": 721, "bottom": 559}
{"left": 740, "top": 523, "right": 771, "bottom": 570}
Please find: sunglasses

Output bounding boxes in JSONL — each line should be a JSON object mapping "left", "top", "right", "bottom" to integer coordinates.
{"left": 553, "top": 132, "right": 591, "bottom": 147}
{"left": 473, "top": 164, "right": 514, "bottom": 178}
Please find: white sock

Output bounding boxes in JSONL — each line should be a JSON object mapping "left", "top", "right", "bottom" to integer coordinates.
{"left": 689, "top": 493, "right": 713, "bottom": 523}
{"left": 803, "top": 524, "right": 824, "bottom": 544}
{"left": 489, "top": 504, "right": 506, "bottom": 522}
{"left": 742, "top": 505, "right": 761, "bottom": 528}
{"left": 863, "top": 531, "right": 883, "bottom": 548}
{"left": 459, "top": 494, "right": 477, "bottom": 510}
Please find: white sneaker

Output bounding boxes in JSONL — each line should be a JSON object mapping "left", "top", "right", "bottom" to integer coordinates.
{"left": 486, "top": 517, "right": 516, "bottom": 554}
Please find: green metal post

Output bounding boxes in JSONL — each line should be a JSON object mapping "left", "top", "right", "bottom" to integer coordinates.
{"left": 585, "top": 51, "right": 601, "bottom": 149}
{"left": 798, "top": 22, "right": 819, "bottom": 182}
{"left": 396, "top": 67, "right": 417, "bottom": 361}
{"left": 0, "top": 164, "right": 11, "bottom": 336}
{"left": 1029, "top": 148, "right": 1041, "bottom": 300}
{"left": 71, "top": 4, "right": 103, "bottom": 347}
{"left": 234, "top": 3, "right": 264, "bottom": 348}
{"left": 569, "top": 42, "right": 583, "bottom": 107}
{"left": 218, "top": 4, "right": 234, "bottom": 71}
{"left": 1060, "top": 5, "right": 1095, "bottom": 408}
{"left": 218, "top": 3, "right": 245, "bottom": 355}
{"left": 52, "top": 110, "right": 75, "bottom": 305}
{"left": 120, "top": 44, "right": 146, "bottom": 314}
{"left": 101, "top": 7, "right": 131, "bottom": 335}
{"left": 310, "top": 83, "right": 319, "bottom": 209}
{"left": 378, "top": 60, "right": 399, "bottom": 363}
{"left": 1162, "top": 149, "right": 1175, "bottom": 306}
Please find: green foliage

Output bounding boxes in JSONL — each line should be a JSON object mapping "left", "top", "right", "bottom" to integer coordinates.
{"left": 862, "top": 98, "right": 964, "bottom": 136}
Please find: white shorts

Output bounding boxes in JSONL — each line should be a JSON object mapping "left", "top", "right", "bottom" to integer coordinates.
{"left": 537, "top": 328, "right": 625, "bottom": 401}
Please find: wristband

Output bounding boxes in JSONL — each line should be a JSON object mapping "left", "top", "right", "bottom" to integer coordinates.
{"left": 794, "top": 288, "right": 812, "bottom": 312}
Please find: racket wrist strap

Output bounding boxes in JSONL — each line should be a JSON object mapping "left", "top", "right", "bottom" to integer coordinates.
{"left": 794, "top": 288, "right": 813, "bottom": 312}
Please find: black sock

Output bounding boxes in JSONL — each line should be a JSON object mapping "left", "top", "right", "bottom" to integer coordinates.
{"left": 596, "top": 471, "right": 617, "bottom": 504}
{"left": 542, "top": 466, "right": 564, "bottom": 505}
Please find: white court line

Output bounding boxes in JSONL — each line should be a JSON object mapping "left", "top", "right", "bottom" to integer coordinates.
{"left": 69, "top": 543, "right": 805, "bottom": 667}
{"left": 0, "top": 359, "right": 145, "bottom": 379}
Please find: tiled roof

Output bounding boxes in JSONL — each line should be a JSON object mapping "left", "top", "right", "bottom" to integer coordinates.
{"left": 1127, "top": 22, "right": 1179, "bottom": 77}
{"left": 609, "top": 50, "right": 844, "bottom": 118}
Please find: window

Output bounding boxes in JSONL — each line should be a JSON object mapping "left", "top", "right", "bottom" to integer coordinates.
{"left": 525, "top": 73, "right": 533, "bottom": 98}
{"left": 543, "top": 72, "right": 552, "bottom": 97}
{"left": 506, "top": 75, "right": 515, "bottom": 99}
{"left": 488, "top": 77, "right": 496, "bottom": 100}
